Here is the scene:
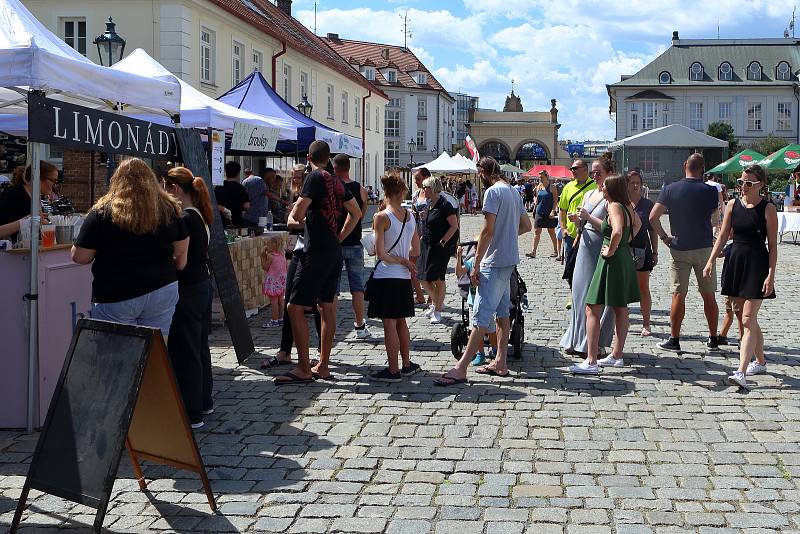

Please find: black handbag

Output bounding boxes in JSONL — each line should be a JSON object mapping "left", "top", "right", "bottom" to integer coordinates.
{"left": 364, "top": 210, "right": 408, "bottom": 301}
{"left": 561, "top": 231, "right": 581, "bottom": 287}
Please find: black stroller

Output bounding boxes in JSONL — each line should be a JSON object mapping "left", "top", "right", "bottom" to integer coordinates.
{"left": 450, "top": 241, "right": 528, "bottom": 360}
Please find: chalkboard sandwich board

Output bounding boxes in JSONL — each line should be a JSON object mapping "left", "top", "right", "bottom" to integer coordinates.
{"left": 10, "top": 319, "right": 216, "bottom": 533}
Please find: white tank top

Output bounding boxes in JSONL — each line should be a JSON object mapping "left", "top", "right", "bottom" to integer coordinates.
{"left": 375, "top": 209, "right": 416, "bottom": 279}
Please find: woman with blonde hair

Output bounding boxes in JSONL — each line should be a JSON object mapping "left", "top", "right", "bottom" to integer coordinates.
{"left": 163, "top": 166, "right": 215, "bottom": 428}
{"left": 72, "top": 158, "right": 189, "bottom": 338}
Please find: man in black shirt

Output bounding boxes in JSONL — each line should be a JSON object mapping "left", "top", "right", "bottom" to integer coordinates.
{"left": 276, "top": 141, "right": 361, "bottom": 384}
{"left": 214, "top": 161, "right": 250, "bottom": 227}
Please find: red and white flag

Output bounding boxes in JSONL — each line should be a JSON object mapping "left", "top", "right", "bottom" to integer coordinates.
{"left": 465, "top": 135, "right": 479, "bottom": 163}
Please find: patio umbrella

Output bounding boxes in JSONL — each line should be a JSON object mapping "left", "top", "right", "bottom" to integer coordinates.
{"left": 500, "top": 163, "right": 526, "bottom": 174}
{"left": 706, "top": 149, "right": 765, "bottom": 174}
{"left": 756, "top": 144, "right": 800, "bottom": 171}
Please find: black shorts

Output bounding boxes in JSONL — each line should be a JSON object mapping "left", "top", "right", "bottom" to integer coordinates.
{"left": 367, "top": 278, "right": 414, "bottom": 319}
{"left": 534, "top": 214, "right": 558, "bottom": 228}
{"left": 288, "top": 249, "right": 342, "bottom": 306}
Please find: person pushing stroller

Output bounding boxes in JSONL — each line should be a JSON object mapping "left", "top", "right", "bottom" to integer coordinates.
{"left": 455, "top": 241, "right": 498, "bottom": 366}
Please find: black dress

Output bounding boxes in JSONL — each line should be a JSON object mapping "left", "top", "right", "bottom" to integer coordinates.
{"left": 418, "top": 195, "right": 456, "bottom": 281}
{"left": 722, "top": 198, "right": 775, "bottom": 300}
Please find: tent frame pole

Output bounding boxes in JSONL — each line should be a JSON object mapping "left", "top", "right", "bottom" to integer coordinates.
{"left": 26, "top": 141, "right": 45, "bottom": 433}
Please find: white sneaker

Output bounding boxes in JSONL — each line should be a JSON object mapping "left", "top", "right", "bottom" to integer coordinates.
{"left": 190, "top": 421, "right": 205, "bottom": 429}
{"left": 423, "top": 305, "right": 435, "bottom": 318}
{"left": 355, "top": 323, "right": 372, "bottom": 339}
{"left": 430, "top": 310, "right": 442, "bottom": 324}
{"left": 727, "top": 371, "right": 747, "bottom": 388}
{"left": 598, "top": 355, "right": 625, "bottom": 368}
{"left": 569, "top": 361, "right": 600, "bottom": 374}
{"left": 746, "top": 361, "right": 767, "bottom": 375}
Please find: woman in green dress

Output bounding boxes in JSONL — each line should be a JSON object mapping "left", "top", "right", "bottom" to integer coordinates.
{"left": 570, "top": 175, "right": 641, "bottom": 374}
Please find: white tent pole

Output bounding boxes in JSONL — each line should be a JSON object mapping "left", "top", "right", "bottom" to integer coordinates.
{"left": 26, "top": 141, "right": 44, "bottom": 433}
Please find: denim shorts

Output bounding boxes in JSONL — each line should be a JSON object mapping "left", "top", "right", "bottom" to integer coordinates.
{"left": 471, "top": 265, "right": 514, "bottom": 329}
{"left": 91, "top": 281, "right": 179, "bottom": 337}
{"left": 336, "top": 244, "right": 365, "bottom": 294}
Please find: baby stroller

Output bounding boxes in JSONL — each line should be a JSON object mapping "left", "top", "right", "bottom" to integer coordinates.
{"left": 450, "top": 241, "right": 528, "bottom": 360}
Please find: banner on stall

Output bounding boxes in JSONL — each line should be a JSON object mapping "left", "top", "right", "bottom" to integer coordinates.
{"left": 209, "top": 129, "right": 225, "bottom": 186}
{"left": 27, "top": 93, "right": 179, "bottom": 160}
{"left": 230, "top": 122, "right": 279, "bottom": 153}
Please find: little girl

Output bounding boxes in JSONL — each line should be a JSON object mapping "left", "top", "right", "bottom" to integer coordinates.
{"left": 261, "top": 235, "right": 287, "bottom": 327}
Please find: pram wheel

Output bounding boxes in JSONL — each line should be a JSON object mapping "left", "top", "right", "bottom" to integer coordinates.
{"left": 451, "top": 322, "right": 468, "bottom": 358}
{"left": 510, "top": 312, "right": 524, "bottom": 359}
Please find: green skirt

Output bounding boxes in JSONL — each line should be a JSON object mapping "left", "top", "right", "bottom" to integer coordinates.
{"left": 586, "top": 244, "right": 641, "bottom": 307}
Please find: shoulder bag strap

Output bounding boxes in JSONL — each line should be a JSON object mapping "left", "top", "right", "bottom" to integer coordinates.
{"left": 375, "top": 210, "right": 408, "bottom": 268}
{"left": 567, "top": 179, "right": 594, "bottom": 206}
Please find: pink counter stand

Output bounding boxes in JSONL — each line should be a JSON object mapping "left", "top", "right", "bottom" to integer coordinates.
{"left": 0, "top": 246, "right": 92, "bottom": 428}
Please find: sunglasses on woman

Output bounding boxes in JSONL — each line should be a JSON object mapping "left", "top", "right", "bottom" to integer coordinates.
{"left": 737, "top": 178, "right": 761, "bottom": 187}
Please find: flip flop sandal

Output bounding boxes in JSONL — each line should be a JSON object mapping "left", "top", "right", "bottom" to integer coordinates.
{"left": 260, "top": 356, "right": 292, "bottom": 369}
{"left": 312, "top": 370, "right": 336, "bottom": 381}
{"left": 524, "top": 252, "right": 536, "bottom": 258}
{"left": 274, "top": 371, "right": 316, "bottom": 385}
{"left": 434, "top": 372, "right": 468, "bottom": 386}
{"left": 475, "top": 366, "right": 510, "bottom": 377}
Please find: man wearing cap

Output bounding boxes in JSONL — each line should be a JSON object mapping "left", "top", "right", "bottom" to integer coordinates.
{"left": 558, "top": 159, "right": 596, "bottom": 261}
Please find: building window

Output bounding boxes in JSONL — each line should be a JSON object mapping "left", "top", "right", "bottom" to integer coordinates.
{"left": 389, "top": 98, "right": 402, "bottom": 107}
{"left": 418, "top": 99, "right": 427, "bottom": 119}
{"left": 361, "top": 66, "right": 375, "bottom": 80}
{"left": 386, "top": 69, "right": 397, "bottom": 83}
{"left": 718, "top": 102, "right": 732, "bottom": 125}
{"left": 777, "top": 102, "right": 792, "bottom": 130}
{"left": 200, "top": 27, "right": 215, "bottom": 84}
{"left": 719, "top": 61, "right": 733, "bottom": 81}
{"left": 252, "top": 49, "right": 263, "bottom": 72}
{"left": 416, "top": 130, "right": 426, "bottom": 150}
{"left": 689, "top": 102, "right": 703, "bottom": 130}
{"left": 365, "top": 102, "right": 371, "bottom": 130}
{"left": 777, "top": 61, "right": 792, "bottom": 81}
{"left": 61, "top": 18, "right": 87, "bottom": 56}
{"left": 630, "top": 103, "right": 638, "bottom": 131}
{"left": 375, "top": 107, "right": 380, "bottom": 133}
{"left": 365, "top": 154, "right": 370, "bottom": 181}
{"left": 747, "top": 102, "right": 762, "bottom": 130}
{"left": 283, "top": 64, "right": 292, "bottom": 104}
{"left": 689, "top": 62, "right": 704, "bottom": 81}
{"left": 232, "top": 41, "right": 243, "bottom": 85}
{"left": 642, "top": 102, "right": 658, "bottom": 130}
{"left": 658, "top": 71, "right": 671, "bottom": 84}
{"left": 354, "top": 98, "right": 360, "bottom": 127}
{"left": 385, "top": 110, "right": 400, "bottom": 137}
{"left": 326, "top": 84, "right": 334, "bottom": 119}
{"left": 341, "top": 91, "right": 349, "bottom": 124}
{"left": 385, "top": 141, "right": 399, "bottom": 167}
{"left": 662, "top": 103, "right": 670, "bottom": 127}
{"left": 747, "top": 61, "right": 762, "bottom": 81}
{"left": 416, "top": 73, "right": 427, "bottom": 85}
{"left": 300, "top": 71, "right": 308, "bottom": 99}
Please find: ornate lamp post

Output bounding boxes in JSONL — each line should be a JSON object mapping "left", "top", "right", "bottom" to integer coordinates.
{"left": 407, "top": 138, "right": 417, "bottom": 167}
{"left": 93, "top": 17, "right": 126, "bottom": 66}
{"left": 296, "top": 94, "right": 313, "bottom": 118}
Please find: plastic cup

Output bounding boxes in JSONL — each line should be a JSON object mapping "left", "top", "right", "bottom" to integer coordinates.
{"left": 41, "top": 224, "right": 56, "bottom": 247}
{"left": 258, "top": 216, "right": 268, "bottom": 227}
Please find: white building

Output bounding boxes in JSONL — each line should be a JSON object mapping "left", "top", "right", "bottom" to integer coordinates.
{"left": 323, "top": 34, "right": 455, "bottom": 169}
{"left": 608, "top": 32, "right": 800, "bottom": 145}
{"left": 22, "top": 0, "right": 387, "bottom": 186}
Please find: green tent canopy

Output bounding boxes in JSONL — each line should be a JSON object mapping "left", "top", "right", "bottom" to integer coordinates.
{"left": 706, "top": 149, "right": 765, "bottom": 174}
{"left": 756, "top": 144, "right": 800, "bottom": 171}
{"left": 500, "top": 163, "right": 527, "bottom": 174}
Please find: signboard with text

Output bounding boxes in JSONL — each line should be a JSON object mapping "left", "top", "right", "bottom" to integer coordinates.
{"left": 209, "top": 129, "right": 225, "bottom": 186}
{"left": 230, "top": 122, "right": 279, "bottom": 153}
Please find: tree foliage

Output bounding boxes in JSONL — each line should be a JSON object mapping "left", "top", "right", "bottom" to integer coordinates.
{"left": 746, "top": 134, "right": 789, "bottom": 157}
{"left": 706, "top": 122, "right": 737, "bottom": 152}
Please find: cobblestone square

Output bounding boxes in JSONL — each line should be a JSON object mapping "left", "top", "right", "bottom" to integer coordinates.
{"left": 2, "top": 215, "right": 799, "bottom": 533}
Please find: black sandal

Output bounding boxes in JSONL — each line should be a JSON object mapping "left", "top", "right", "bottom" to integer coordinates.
{"left": 260, "top": 356, "right": 292, "bottom": 369}
{"left": 274, "top": 371, "right": 315, "bottom": 385}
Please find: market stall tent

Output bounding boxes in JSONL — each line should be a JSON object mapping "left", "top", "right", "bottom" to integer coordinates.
{"left": 218, "top": 71, "right": 362, "bottom": 157}
{"left": 609, "top": 124, "right": 728, "bottom": 149}
{"left": 452, "top": 153, "right": 478, "bottom": 173}
{"left": 706, "top": 149, "right": 765, "bottom": 174}
{"left": 413, "top": 152, "right": 462, "bottom": 173}
{"left": 523, "top": 164, "right": 571, "bottom": 179}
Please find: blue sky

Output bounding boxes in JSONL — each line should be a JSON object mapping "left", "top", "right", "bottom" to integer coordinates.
{"left": 293, "top": 0, "right": 794, "bottom": 141}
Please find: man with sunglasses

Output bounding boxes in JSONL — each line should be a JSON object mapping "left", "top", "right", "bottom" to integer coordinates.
{"left": 650, "top": 153, "right": 720, "bottom": 353}
{"left": 558, "top": 159, "right": 596, "bottom": 261}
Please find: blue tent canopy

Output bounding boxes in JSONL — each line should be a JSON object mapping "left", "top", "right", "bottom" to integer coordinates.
{"left": 218, "top": 71, "right": 363, "bottom": 158}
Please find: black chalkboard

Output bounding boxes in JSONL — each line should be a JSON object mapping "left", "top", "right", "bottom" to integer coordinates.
{"left": 174, "top": 128, "right": 255, "bottom": 364}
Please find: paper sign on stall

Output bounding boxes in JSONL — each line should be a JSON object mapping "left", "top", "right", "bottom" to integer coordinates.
{"left": 230, "top": 122, "right": 279, "bottom": 153}
{"left": 209, "top": 129, "right": 225, "bottom": 186}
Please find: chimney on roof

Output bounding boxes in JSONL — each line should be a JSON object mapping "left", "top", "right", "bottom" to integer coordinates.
{"left": 381, "top": 48, "right": 390, "bottom": 60}
{"left": 327, "top": 33, "right": 341, "bottom": 43}
{"left": 277, "top": 0, "right": 292, "bottom": 17}
{"left": 672, "top": 30, "right": 679, "bottom": 44}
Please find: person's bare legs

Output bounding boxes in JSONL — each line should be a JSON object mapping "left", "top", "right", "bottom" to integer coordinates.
{"left": 382, "top": 318, "right": 400, "bottom": 373}
{"left": 279, "top": 303, "right": 312, "bottom": 380}
{"left": 546, "top": 227, "right": 558, "bottom": 256}
{"left": 412, "top": 276, "right": 426, "bottom": 303}
{"left": 530, "top": 228, "right": 542, "bottom": 256}
{"left": 720, "top": 306, "right": 733, "bottom": 339}
{"left": 585, "top": 304, "right": 603, "bottom": 365}
{"left": 484, "top": 316, "right": 510, "bottom": 373}
{"left": 422, "top": 280, "right": 436, "bottom": 308}
{"left": 434, "top": 280, "right": 446, "bottom": 311}
{"left": 636, "top": 271, "right": 652, "bottom": 335}
{"left": 312, "top": 301, "right": 336, "bottom": 378}
{"left": 397, "top": 318, "right": 411, "bottom": 368}
{"left": 701, "top": 291, "right": 719, "bottom": 338}
{"left": 450, "top": 325, "right": 488, "bottom": 377}
{"left": 669, "top": 293, "right": 686, "bottom": 338}
{"left": 352, "top": 291, "right": 366, "bottom": 327}
{"left": 737, "top": 299, "right": 763, "bottom": 373}
{"left": 611, "top": 306, "right": 630, "bottom": 359}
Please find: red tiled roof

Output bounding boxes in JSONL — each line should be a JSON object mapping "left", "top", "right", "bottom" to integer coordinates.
{"left": 322, "top": 37, "right": 450, "bottom": 95}
{"left": 206, "top": 0, "right": 387, "bottom": 99}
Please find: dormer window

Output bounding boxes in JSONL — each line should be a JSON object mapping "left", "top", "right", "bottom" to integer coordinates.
{"left": 416, "top": 73, "right": 427, "bottom": 85}
{"left": 689, "top": 62, "right": 704, "bottom": 81}
{"left": 719, "top": 62, "right": 733, "bottom": 81}
{"left": 747, "top": 61, "right": 762, "bottom": 81}
{"left": 386, "top": 69, "right": 397, "bottom": 83}
{"left": 658, "top": 71, "right": 671, "bottom": 84}
{"left": 360, "top": 66, "right": 375, "bottom": 80}
{"left": 777, "top": 61, "right": 791, "bottom": 81}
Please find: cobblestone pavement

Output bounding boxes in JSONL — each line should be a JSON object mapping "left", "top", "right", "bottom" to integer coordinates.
{"left": 3, "top": 214, "right": 800, "bottom": 533}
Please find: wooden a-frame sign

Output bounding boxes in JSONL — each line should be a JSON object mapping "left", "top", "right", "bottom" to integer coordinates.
{"left": 10, "top": 319, "right": 216, "bottom": 533}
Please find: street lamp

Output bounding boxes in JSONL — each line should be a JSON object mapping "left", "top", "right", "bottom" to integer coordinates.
{"left": 408, "top": 138, "right": 417, "bottom": 167}
{"left": 93, "top": 17, "right": 126, "bottom": 66}
{"left": 296, "top": 94, "right": 313, "bottom": 118}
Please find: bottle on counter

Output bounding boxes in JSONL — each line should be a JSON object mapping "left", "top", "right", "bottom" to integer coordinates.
{"left": 266, "top": 211, "right": 273, "bottom": 231}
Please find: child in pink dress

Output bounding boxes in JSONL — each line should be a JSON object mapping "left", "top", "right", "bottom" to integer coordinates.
{"left": 261, "top": 235, "right": 287, "bottom": 327}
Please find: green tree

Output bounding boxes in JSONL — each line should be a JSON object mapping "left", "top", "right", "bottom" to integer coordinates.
{"left": 707, "top": 122, "right": 737, "bottom": 152}
{"left": 746, "top": 134, "right": 789, "bottom": 157}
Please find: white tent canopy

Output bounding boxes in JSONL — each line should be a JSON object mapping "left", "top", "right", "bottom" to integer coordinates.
{"left": 609, "top": 124, "right": 728, "bottom": 149}
{"left": 414, "top": 151, "right": 475, "bottom": 173}
{"left": 452, "top": 153, "right": 478, "bottom": 173}
{"left": 0, "top": 0, "right": 180, "bottom": 115}
{"left": 111, "top": 50, "right": 297, "bottom": 138}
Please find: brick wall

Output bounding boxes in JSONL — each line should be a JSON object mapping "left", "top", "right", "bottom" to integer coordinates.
{"left": 61, "top": 150, "right": 115, "bottom": 212}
